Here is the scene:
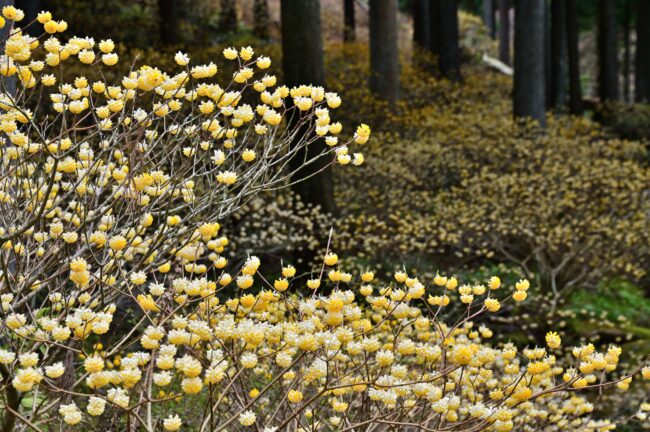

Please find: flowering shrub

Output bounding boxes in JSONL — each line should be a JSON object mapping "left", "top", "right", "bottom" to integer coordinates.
{"left": 3, "top": 238, "right": 649, "bottom": 430}
{"left": 0, "top": 6, "right": 648, "bottom": 432}
{"left": 0, "top": 6, "right": 367, "bottom": 430}
{"left": 597, "top": 101, "right": 650, "bottom": 140}
{"left": 329, "top": 48, "right": 650, "bottom": 309}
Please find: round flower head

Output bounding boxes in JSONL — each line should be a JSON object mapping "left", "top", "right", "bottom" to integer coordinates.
{"left": 239, "top": 410, "right": 256, "bottom": 426}
{"left": 163, "top": 415, "right": 182, "bottom": 431}
{"left": 174, "top": 51, "right": 189, "bottom": 66}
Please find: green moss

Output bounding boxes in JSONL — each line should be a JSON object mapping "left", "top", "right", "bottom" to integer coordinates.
{"left": 569, "top": 279, "right": 650, "bottom": 325}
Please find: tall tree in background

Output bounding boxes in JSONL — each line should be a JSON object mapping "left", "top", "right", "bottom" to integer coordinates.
{"left": 543, "top": 1, "right": 551, "bottom": 110}
{"left": 549, "top": 0, "right": 568, "bottom": 109}
{"left": 498, "top": 0, "right": 510, "bottom": 65}
{"left": 281, "top": 0, "right": 335, "bottom": 215}
{"left": 514, "top": 0, "right": 546, "bottom": 126}
{"left": 622, "top": 1, "right": 631, "bottom": 103}
{"left": 253, "top": 0, "right": 270, "bottom": 40}
{"left": 158, "top": 0, "right": 179, "bottom": 45}
{"left": 483, "top": 0, "right": 495, "bottom": 39}
{"left": 566, "top": 0, "right": 582, "bottom": 114}
{"left": 636, "top": 0, "right": 650, "bottom": 102}
{"left": 413, "top": 0, "right": 430, "bottom": 51}
{"left": 369, "top": 0, "right": 399, "bottom": 106}
{"left": 438, "top": 0, "right": 461, "bottom": 81}
{"left": 344, "top": 0, "right": 355, "bottom": 42}
{"left": 428, "top": 0, "right": 440, "bottom": 58}
{"left": 597, "top": 0, "right": 619, "bottom": 102}
{"left": 219, "top": 0, "right": 238, "bottom": 34}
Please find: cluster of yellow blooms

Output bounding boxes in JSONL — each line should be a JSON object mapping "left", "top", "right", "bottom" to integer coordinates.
{"left": 3, "top": 235, "right": 648, "bottom": 430}
{"left": 0, "top": 6, "right": 376, "bottom": 431}
{"left": 0, "top": 4, "right": 367, "bottom": 217}
{"left": 0, "top": 4, "right": 367, "bottom": 306}
{"left": 329, "top": 42, "right": 650, "bottom": 298}
{"left": 0, "top": 6, "right": 648, "bottom": 432}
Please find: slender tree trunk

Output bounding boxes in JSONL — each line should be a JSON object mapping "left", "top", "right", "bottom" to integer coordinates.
{"left": 549, "top": 0, "right": 568, "bottom": 109}
{"left": 635, "top": 0, "right": 650, "bottom": 102}
{"left": 344, "top": 0, "right": 355, "bottom": 42}
{"left": 514, "top": 0, "right": 546, "bottom": 126}
{"left": 622, "top": 2, "right": 631, "bottom": 103}
{"left": 544, "top": 0, "right": 552, "bottom": 109}
{"left": 158, "top": 0, "right": 179, "bottom": 45}
{"left": 219, "top": 0, "right": 238, "bottom": 34}
{"left": 281, "top": 0, "right": 335, "bottom": 215}
{"left": 438, "top": 0, "right": 461, "bottom": 81}
{"left": 498, "top": 0, "right": 510, "bottom": 65}
{"left": 598, "top": 0, "right": 619, "bottom": 102}
{"left": 428, "top": 0, "right": 441, "bottom": 58}
{"left": 369, "top": 0, "right": 399, "bottom": 106}
{"left": 1, "top": 365, "right": 22, "bottom": 432}
{"left": 566, "top": 0, "right": 582, "bottom": 114}
{"left": 483, "top": 0, "right": 495, "bottom": 39}
{"left": 413, "top": 0, "right": 430, "bottom": 69}
{"left": 413, "top": 0, "right": 430, "bottom": 50}
{"left": 253, "top": 0, "right": 270, "bottom": 39}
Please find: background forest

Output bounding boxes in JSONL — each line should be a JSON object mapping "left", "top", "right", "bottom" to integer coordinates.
{"left": 0, "top": 0, "right": 650, "bottom": 431}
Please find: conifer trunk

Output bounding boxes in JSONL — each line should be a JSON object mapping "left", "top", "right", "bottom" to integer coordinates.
{"left": 369, "top": 0, "right": 400, "bottom": 106}
{"left": 597, "top": 0, "right": 619, "bottom": 102}
{"left": 514, "top": 0, "right": 546, "bottom": 126}
{"left": 281, "top": 0, "right": 336, "bottom": 215}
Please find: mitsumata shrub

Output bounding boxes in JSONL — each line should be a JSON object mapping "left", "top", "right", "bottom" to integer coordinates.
{"left": 0, "top": 6, "right": 649, "bottom": 432}
{"left": 330, "top": 51, "right": 650, "bottom": 306}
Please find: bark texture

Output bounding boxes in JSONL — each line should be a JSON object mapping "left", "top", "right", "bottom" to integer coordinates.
{"left": 369, "top": 0, "right": 400, "bottom": 106}
{"left": 597, "top": 0, "right": 619, "bottom": 101}
{"left": 514, "top": 0, "right": 546, "bottom": 126}
{"left": 281, "top": 0, "right": 336, "bottom": 215}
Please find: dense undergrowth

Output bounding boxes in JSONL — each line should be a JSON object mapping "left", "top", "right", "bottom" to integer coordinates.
{"left": 0, "top": 6, "right": 649, "bottom": 432}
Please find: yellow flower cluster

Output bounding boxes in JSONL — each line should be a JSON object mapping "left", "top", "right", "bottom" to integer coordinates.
{"left": 3, "top": 234, "right": 648, "bottom": 430}
{"left": 0, "top": 8, "right": 372, "bottom": 431}
{"left": 0, "top": 7, "right": 647, "bottom": 432}
{"left": 329, "top": 43, "right": 650, "bottom": 305}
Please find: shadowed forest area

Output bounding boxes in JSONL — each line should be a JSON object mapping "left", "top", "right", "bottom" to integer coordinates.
{"left": 0, "top": 0, "right": 649, "bottom": 431}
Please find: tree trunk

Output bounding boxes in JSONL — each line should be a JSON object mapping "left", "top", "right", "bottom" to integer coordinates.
{"left": 566, "top": 0, "right": 582, "bottom": 114}
{"left": 597, "top": 0, "right": 619, "bottom": 102}
{"left": 369, "top": 0, "right": 400, "bottom": 106}
{"left": 253, "top": 0, "right": 270, "bottom": 39}
{"left": 158, "top": 0, "right": 179, "bottom": 45}
{"left": 428, "top": 0, "right": 440, "bottom": 58}
{"left": 483, "top": 0, "right": 495, "bottom": 39}
{"left": 622, "top": 2, "right": 631, "bottom": 103}
{"left": 413, "top": 0, "right": 430, "bottom": 50}
{"left": 498, "top": 0, "right": 510, "bottom": 65}
{"left": 514, "top": 0, "right": 546, "bottom": 126}
{"left": 549, "top": 0, "right": 568, "bottom": 109}
{"left": 438, "top": 0, "right": 461, "bottom": 81}
{"left": 635, "top": 0, "right": 650, "bottom": 102}
{"left": 344, "top": 0, "right": 355, "bottom": 42}
{"left": 281, "top": 0, "right": 336, "bottom": 215}
{"left": 1, "top": 364, "right": 22, "bottom": 432}
{"left": 219, "top": 0, "right": 238, "bottom": 34}
{"left": 542, "top": 0, "right": 549, "bottom": 108}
